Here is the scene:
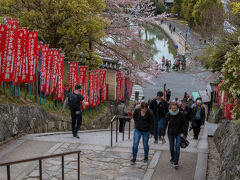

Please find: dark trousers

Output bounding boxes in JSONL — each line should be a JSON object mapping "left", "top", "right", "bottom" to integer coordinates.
{"left": 119, "top": 118, "right": 130, "bottom": 132}
{"left": 184, "top": 122, "right": 190, "bottom": 138}
{"left": 71, "top": 110, "right": 82, "bottom": 136}
{"left": 193, "top": 119, "right": 202, "bottom": 139}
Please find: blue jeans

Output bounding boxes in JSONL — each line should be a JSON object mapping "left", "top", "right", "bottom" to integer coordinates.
{"left": 168, "top": 134, "right": 181, "bottom": 165}
{"left": 154, "top": 118, "right": 164, "bottom": 141}
{"left": 132, "top": 128, "right": 150, "bottom": 159}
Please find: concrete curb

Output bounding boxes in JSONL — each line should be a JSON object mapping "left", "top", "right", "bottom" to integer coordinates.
{"left": 143, "top": 151, "right": 161, "bottom": 180}
{"left": 194, "top": 122, "right": 209, "bottom": 180}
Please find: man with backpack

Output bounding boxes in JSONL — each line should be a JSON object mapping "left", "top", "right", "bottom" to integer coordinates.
{"left": 62, "top": 84, "right": 88, "bottom": 138}
{"left": 150, "top": 91, "right": 169, "bottom": 144}
{"left": 192, "top": 99, "right": 205, "bottom": 140}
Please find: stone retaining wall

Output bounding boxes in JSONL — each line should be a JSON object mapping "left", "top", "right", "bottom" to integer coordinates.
{"left": 213, "top": 120, "right": 240, "bottom": 180}
{"left": 0, "top": 102, "right": 115, "bottom": 144}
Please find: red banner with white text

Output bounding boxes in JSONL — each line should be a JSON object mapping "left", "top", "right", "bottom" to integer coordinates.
{"left": 55, "top": 54, "right": 64, "bottom": 102}
{"left": 100, "top": 69, "right": 107, "bottom": 102}
{"left": 20, "top": 28, "right": 29, "bottom": 83}
{"left": 13, "top": 29, "right": 24, "bottom": 85}
{"left": 40, "top": 45, "right": 49, "bottom": 92}
{"left": 50, "top": 50, "right": 59, "bottom": 94}
{"left": 0, "top": 24, "right": 7, "bottom": 83}
{"left": 68, "top": 62, "right": 78, "bottom": 93}
{"left": 2, "top": 19, "right": 19, "bottom": 82}
{"left": 116, "top": 70, "right": 122, "bottom": 103}
{"left": 45, "top": 49, "right": 53, "bottom": 95}
{"left": 89, "top": 71, "right": 94, "bottom": 107}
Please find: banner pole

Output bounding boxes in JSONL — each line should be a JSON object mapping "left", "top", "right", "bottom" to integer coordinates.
{"left": 18, "top": 84, "right": 20, "bottom": 97}
{"left": 30, "top": 83, "right": 32, "bottom": 99}
{"left": 39, "top": 51, "right": 42, "bottom": 105}
{"left": 12, "top": 81, "right": 14, "bottom": 97}
{"left": 25, "top": 83, "right": 27, "bottom": 97}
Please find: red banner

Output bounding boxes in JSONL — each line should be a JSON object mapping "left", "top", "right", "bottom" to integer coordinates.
{"left": 45, "top": 49, "right": 53, "bottom": 95}
{"left": 82, "top": 80, "right": 88, "bottom": 110}
{"left": 0, "top": 24, "right": 6, "bottom": 82}
{"left": 40, "top": 45, "right": 49, "bottom": 92}
{"left": 2, "top": 19, "right": 19, "bottom": 82}
{"left": 13, "top": 29, "right": 24, "bottom": 85}
{"left": 68, "top": 62, "right": 78, "bottom": 93}
{"left": 50, "top": 50, "right": 59, "bottom": 94}
{"left": 93, "top": 71, "right": 98, "bottom": 107}
{"left": 78, "top": 66, "right": 87, "bottom": 94}
{"left": 89, "top": 71, "right": 94, "bottom": 107}
{"left": 20, "top": 28, "right": 29, "bottom": 83}
{"left": 27, "top": 31, "right": 38, "bottom": 83}
{"left": 116, "top": 70, "right": 122, "bottom": 103}
{"left": 100, "top": 69, "right": 107, "bottom": 102}
{"left": 55, "top": 54, "right": 64, "bottom": 102}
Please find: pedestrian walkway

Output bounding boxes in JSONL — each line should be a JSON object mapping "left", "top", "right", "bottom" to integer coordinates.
{"left": 0, "top": 125, "right": 207, "bottom": 180}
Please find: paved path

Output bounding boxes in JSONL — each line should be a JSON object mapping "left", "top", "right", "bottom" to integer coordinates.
{"left": 0, "top": 127, "right": 205, "bottom": 180}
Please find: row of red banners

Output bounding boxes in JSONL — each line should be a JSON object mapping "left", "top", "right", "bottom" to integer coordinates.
{"left": 218, "top": 82, "right": 236, "bottom": 120}
{"left": 68, "top": 62, "right": 107, "bottom": 109}
{"left": 116, "top": 70, "right": 133, "bottom": 103}
{"left": 0, "top": 19, "right": 65, "bottom": 101}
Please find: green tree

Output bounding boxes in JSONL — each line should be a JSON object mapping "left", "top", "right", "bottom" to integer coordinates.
{"left": 180, "top": 0, "right": 189, "bottom": 18}
{"left": 171, "top": 0, "right": 182, "bottom": 16}
{"left": 0, "top": 0, "right": 106, "bottom": 68}
{"left": 192, "top": 0, "right": 222, "bottom": 25}
{"left": 151, "top": 0, "right": 166, "bottom": 15}
{"left": 184, "top": 0, "right": 197, "bottom": 27}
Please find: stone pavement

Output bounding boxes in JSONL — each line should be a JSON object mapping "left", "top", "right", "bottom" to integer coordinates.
{"left": 0, "top": 126, "right": 207, "bottom": 180}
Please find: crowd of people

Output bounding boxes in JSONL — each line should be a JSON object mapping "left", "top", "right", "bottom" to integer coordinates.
{"left": 127, "top": 90, "right": 206, "bottom": 169}
{"left": 160, "top": 54, "right": 186, "bottom": 72}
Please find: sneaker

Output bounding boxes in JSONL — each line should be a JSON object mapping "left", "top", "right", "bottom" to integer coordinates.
{"left": 170, "top": 159, "right": 174, "bottom": 164}
{"left": 74, "top": 135, "right": 80, "bottom": 139}
{"left": 130, "top": 158, "right": 136, "bottom": 165}
{"left": 143, "top": 157, "right": 148, "bottom": 163}
{"left": 154, "top": 140, "right": 158, "bottom": 144}
{"left": 174, "top": 164, "right": 179, "bottom": 169}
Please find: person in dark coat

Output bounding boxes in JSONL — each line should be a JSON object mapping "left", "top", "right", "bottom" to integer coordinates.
{"left": 131, "top": 102, "right": 154, "bottom": 165}
{"left": 191, "top": 100, "right": 205, "bottom": 139}
{"left": 180, "top": 99, "right": 193, "bottom": 138}
{"left": 150, "top": 91, "right": 169, "bottom": 144}
{"left": 161, "top": 102, "right": 186, "bottom": 169}
{"left": 166, "top": 89, "right": 171, "bottom": 102}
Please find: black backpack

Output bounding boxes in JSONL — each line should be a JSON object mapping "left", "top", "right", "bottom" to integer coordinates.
{"left": 68, "top": 93, "right": 80, "bottom": 110}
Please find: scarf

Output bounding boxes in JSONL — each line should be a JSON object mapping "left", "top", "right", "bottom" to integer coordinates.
{"left": 169, "top": 109, "right": 179, "bottom": 116}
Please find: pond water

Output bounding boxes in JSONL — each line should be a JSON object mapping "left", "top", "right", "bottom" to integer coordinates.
{"left": 140, "top": 24, "right": 177, "bottom": 64}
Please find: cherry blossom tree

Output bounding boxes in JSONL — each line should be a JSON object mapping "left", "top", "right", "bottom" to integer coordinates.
{"left": 97, "top": 0, "right": 169, "bottom": 85}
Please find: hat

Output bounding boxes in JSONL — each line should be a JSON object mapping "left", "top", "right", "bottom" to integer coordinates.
{"left": 75, "top": 84, "right": 81, "bottom": 90}
{"left": 157, "top": 91, "right": 163, "bottom": 97}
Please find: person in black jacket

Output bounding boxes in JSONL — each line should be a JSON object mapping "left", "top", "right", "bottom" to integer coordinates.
{"left": 161, "top": 102, "right": 186, "bottom": 169}
{"left": 131, "top": 102, "right": 154, "bottom": 165}
{"left": 180, "top": 99, "right": 194, "bottom": 138}
{"left": 150, "top": 91, "right": 169, "bottom": 144}
{"left": 192, "top": 100, "right": 205, "bottom": 139}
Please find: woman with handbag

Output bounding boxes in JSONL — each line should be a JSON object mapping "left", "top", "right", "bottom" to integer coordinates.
{"left": 161, "top": 101, "right": 186, "bottom": 169}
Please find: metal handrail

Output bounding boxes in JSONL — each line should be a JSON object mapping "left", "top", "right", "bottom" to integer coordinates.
{"left": 110, "top": 115, "right": 132, "bottom": 147}
{"left": 0, "top": 150, "right": 81, "bottom": 180}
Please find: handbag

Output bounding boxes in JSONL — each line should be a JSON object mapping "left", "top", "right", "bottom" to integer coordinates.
{"left": 180, "top": 137, "right": 189, "bottom": 148}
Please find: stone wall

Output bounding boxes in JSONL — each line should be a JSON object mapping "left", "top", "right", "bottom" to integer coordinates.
{"left": 0, "top": 102, "right": 115, "bottom": 144}
{"left": 0, "top": 104, "right": 49, "bottom": 143}
{"left": 213, "top": 120, "right": 240, "bottom": 180}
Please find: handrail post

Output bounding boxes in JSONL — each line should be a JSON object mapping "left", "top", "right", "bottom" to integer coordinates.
{"left": 111, "top": 122, "right": 113, "bottom": 147}
{"left": 78, "top": 152, "right": 80, "bottom": 180}
{"left": 7, "top": 165, "right": 10, "bottom": 180}
{"left": 116, "top": 116, "right": 118, "bottom": 143}
{"left": 62, "top": 155, "right": 64, "bottom": 180}
{"left": 122, "top": 119, "right": 125, "bottom": 141}
{"left": 128, "top": 119, "right": 131, "bottom": 139}
{"left": 39, "top": 160, "right": 42, "bottom": 180}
